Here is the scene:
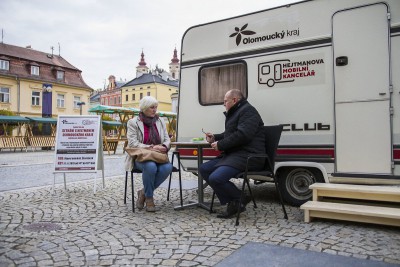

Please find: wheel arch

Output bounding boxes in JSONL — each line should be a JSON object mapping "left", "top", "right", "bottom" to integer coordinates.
{"left": 275, "top": 161, "right": 330, "bottom": 183}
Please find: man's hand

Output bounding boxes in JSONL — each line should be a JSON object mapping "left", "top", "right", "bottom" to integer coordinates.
{"left": 211, "top": 141, "right": 219, "bottom": 151}
{"left": 205, "top": 133, "right": 215, "bottom": 143}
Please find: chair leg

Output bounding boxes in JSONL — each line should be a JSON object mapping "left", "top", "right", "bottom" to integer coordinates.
{"left": 124, "top": 171, "right": 128, "bottom": 204}
{"left": 245, "top": 178, "right": 257, "bottom": 208}
{"left": 167, "top": 152, "right": 175, "bottom": 201}
{"left": 131, "top": 171, "right": 135, "bottom": 212}
{"left": 167, "top": 172, "right": 172, "bottom": 201}
{"left": 273, "top": 175, "right": 287, "bottom": 219}
{"left": 177, "top": 153, "right": 183, "bottom": 207}
{"left": 235, "top": 177, "right": 247, "bottom": 226}
{"left": 210, "top": 191, "right": 215, "bottom": 213}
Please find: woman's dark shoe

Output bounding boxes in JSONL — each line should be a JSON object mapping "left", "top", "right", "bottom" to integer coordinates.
{"left": 136, "top": 189, "right": 145, "bottom": 210}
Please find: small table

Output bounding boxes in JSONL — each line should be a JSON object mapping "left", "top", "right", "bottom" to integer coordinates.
{"left": 171, "top": 141, "right": 211, "bottom": 211}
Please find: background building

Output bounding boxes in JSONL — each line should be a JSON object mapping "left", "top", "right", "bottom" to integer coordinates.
{"left": 99, "top": 75, "right": 125, "bottom": 107}
{"left": 0, "top": 43, "right": 92, "bottom": 118}
{"left": 121, "top": 50, "right": 179, "bottom": 112}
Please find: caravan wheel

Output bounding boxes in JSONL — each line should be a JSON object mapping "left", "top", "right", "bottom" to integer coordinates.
{"left": 278, "top": 167, "right": 323, "bottom": 206}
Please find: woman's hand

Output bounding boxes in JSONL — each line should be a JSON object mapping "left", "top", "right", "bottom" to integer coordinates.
{"left": 152, "top": 145, "right": 167, "bottom": 153}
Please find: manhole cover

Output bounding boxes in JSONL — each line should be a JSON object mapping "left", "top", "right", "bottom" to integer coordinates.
{"left": 23, "top": 222, "right": 62, "bottom": 232}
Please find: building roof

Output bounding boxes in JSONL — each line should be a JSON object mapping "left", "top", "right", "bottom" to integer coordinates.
{"left": 123, "top": 73, "right": 179, "bottom": 88}
{"left": 0, "top": 43, "right": 78, "bottom": 70}
{"left": 0, "top": 43, "right": 92, "bottom": 89}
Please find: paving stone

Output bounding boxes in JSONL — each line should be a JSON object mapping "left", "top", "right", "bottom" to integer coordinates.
{"left": 0, "top": 161, "right": 399, "bottom": 266}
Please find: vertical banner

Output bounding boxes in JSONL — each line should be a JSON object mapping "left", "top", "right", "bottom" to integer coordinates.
{"left": 42, "top": 83, "right": 53, "bottom": 117}
{"left": 54, "top": 115, "right": 102, "bottom": 172}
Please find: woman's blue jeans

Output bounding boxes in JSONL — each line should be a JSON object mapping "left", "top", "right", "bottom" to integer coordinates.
{"left": 134, "top": 161, "right": 173, "bottom": 198}
{"left": 199, "top": 158, "right": 242, "bottom": 205}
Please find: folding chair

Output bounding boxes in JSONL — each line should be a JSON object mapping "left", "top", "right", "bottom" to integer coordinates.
{"left": 124, "top": 151, "right": 182, "bottom": 212}
{"left": 210, "top": 125, "right": 288, "bottom": 225}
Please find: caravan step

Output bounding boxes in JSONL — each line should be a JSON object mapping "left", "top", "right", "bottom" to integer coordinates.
{"left": 329, "top": 176, "right": 400, "bottom": 185}
{"left": 310, "top": 183, "right": 400, "bottom": 203}
{"left": 300, "top": 201, "right": 400, "bottom": 227}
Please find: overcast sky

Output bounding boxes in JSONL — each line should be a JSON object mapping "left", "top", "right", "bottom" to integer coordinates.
{"left": 1, "top": 0, "right": 300, "bottom": 90}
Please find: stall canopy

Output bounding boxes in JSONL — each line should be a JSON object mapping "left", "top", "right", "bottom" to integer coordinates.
{"left": 0, "top": 115, "right": 30, "bottom": 123}
{"left": 102, "top": 121, "right": 123, "bottom": 127}
{"left": 26, "top": 117, "right": 58, "bottom": 124}
{"left": 89, "top": 105, "right": 139, "bottom": 114}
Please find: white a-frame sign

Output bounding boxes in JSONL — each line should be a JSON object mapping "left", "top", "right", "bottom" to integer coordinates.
{"left": 53, "top": 115, "right": 105, "bottom": 193}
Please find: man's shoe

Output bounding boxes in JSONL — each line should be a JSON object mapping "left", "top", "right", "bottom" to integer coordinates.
{"left": 241, "top": 194, "right": 252, "bottom": 207}
{"left": 217, "top": 201, "right": 245, "bottom": 219}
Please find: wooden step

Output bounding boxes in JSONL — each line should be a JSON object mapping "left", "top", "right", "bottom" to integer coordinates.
{"left": 300, "top": 201, "right": 400, "bottom": 227}
{"left": 310, "top": 183, "right": 400, "bottom": 203}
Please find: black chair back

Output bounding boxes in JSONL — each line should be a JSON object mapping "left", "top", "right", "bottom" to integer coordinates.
{"left": 263, "top": 125, "right": 283, "bottom": 171}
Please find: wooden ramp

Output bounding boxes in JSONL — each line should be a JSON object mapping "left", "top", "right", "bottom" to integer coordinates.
{"left": 300, "top": 183, "right": 400, "bottom": 227}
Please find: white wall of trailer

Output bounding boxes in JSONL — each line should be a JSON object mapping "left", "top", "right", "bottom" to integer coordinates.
{"left": 176, "top": 0, "right": 400, "bottom": 202}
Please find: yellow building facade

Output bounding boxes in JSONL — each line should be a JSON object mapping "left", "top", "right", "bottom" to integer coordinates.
{"left": 0, "top": 43, "right": 92, "bottom": 118}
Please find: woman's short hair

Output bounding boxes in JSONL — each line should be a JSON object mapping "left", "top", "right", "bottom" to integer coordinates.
{"left": 139, "top": 96, "right": 158, "bottom": 112}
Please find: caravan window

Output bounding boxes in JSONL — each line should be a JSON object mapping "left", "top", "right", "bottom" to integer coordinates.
{"left": 199, "top": 61, "right": 247, "bottom": 105}
{"left": 261, "top": 65, "right": 270, "bottom": 75}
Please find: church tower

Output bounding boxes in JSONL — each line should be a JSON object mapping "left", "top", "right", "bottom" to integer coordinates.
{"left": 136, "top": 50, "right": 149, "bottom": 77}
{"left": 169, "top": 47, "right": 180, "bottom": 79}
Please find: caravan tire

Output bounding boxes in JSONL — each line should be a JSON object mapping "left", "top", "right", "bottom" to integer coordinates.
{"left": 278, "top": 167, "right": 323, "bottom": 206}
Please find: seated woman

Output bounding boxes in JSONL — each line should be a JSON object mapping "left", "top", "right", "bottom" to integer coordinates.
{"left": 125, "top": 96, "right": 173, "bottom": 212}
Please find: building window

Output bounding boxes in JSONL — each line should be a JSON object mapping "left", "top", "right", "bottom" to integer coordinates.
{"left": 73, "top": 96, "right": 81, "bottom": 109}
{"left": 0, "top": 60, "right": 9, "bottom": 71}
{"left": 118, "top": 96, "right": 121, "bottom": 104}
{"left": 32, "top": 91, "right": 40, "bottom": 106}
{"left": 31, "top": 65, "right": 40, "bottom": 76}
{"left": 57, "top": 94, "right": 65, "bottom": 108}
{"left": 110, "top": 97, "right": 113, "bottom": 105}
{"left": 114, "top": 96, "right": 117, "bottom": 105}
{"left": 125, "top": 95, "right": 128, "bottom": 101}
{"left": 147, "top": 92, "right": 150, "bottom": 96}
{"left": 57, "top": 70, "right": 64, "bottom": 80}
{"left": 140, "top": 93, "right": 143, "bottom": 99}
{"left": 199, "top": 61, "right": 247, "bottom": 105}
{"left": 105, "top": 98, "right": 108, "bottom": 105}
{"left": 0, "top": 87, "right": 10, "bottom": 103}
{"left": 132, "top": 94, "right": 135, "bottom": 101}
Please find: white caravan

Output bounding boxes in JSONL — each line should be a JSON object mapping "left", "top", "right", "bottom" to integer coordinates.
{"left": 176, "top": 0, "right": 400, "bottom": 206}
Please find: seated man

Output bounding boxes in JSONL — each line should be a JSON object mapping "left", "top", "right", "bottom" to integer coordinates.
{"left": 199, "top": 89, "right": 265, "bottom": 218}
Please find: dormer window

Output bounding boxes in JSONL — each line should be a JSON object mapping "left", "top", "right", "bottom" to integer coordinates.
{"left": 57, "top": 70, "right": 64, "bottom": 80}
{"left": 31, "top": 65, "right": 39, "bottom": 76}
{"left": 0, "top": 59, "right": 9, "bottom": 71}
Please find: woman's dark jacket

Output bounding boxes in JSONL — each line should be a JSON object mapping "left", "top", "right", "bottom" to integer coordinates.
{"left": 214, "top": 99, "right": 265, "bottom": 171}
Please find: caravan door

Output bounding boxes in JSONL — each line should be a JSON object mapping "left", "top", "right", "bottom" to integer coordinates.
{"left": 333, "top": 3, "right": 392, "bottom": 174}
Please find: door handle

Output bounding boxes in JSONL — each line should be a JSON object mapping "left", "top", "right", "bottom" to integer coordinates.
{"left": 336, "top": 56, "right": 348, "bottom": 66}
{"left": 379, "top": 92, "right": 386, "bottom": 96}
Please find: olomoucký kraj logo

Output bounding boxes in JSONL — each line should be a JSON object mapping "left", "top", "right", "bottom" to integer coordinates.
{"left": 229, "top": 23, "right": 256, "bottom": 46}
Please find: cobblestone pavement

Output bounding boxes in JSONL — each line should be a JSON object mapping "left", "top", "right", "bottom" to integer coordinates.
{"left": 1, "top": 170, "right": 400, "bottom": 267}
